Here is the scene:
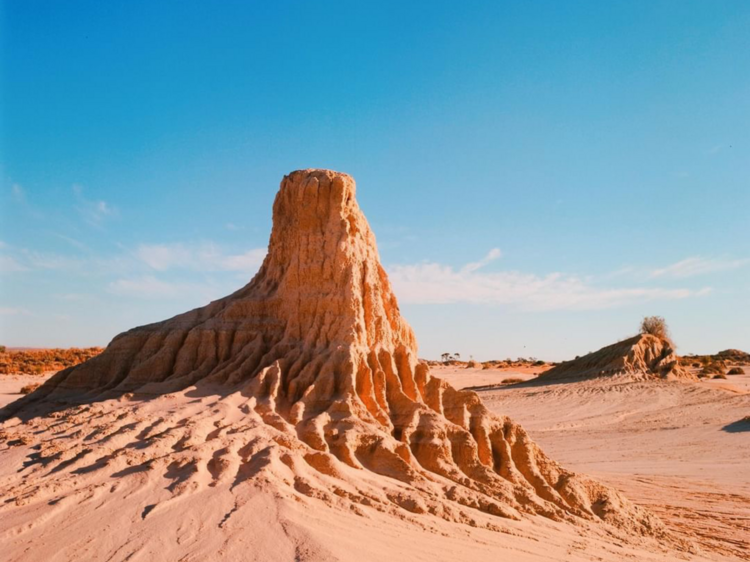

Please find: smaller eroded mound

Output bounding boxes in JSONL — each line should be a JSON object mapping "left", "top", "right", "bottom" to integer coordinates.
{"left": 538, "top": 334, "right": 694, "bottom": 383}
{"left": 716, "top": 349, "right": 750, "bottom": 364}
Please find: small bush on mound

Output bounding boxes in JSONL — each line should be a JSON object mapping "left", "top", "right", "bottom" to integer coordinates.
{"left": 502, "top": 377, "right": 524, "bottom": 384}
{"left": 640, "top": 315, "right": 672, "bottom": 342}
{"left": 20, "top": 383, "right": 41, "bottom": 395}
{"left": 713, "top": 373, "right": 727, "bottom": 380}
{"left": 728, "top": 367, "right": 745, "bottom": 375}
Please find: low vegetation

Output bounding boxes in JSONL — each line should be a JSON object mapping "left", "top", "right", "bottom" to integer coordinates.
{"left": 681, "top": 349, "right": 749, "bottom": 369}
{"left": 480, "top": 358, "right": 550, "bottom": 369}
{"left": 727, "top": 367, "right": 745, "bottom": 375}
{"left": 640, "top": 315, "right": 673, "bottom": 345}
{"left": 0, "top": 347, "right": 103, "bottom": 375}
{"left": 701, "top": 362, "right": 726, "bottom": 376}
{"left": 501, "top": 377, "right": 524, "bottom": 384}
{"left": 20, "top": 383, "right": 41, "bottom": 395}
{"left": 429, "top": 355, "right": 553, "bottom": 369}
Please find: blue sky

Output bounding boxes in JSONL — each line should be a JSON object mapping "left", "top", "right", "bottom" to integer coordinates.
{"left": 1, "top": 1, "right": 748, "bottom": 360}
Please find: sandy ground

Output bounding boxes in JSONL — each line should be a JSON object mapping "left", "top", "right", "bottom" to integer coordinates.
{"left": 439, "top": 366, "right": 750, "bottom": 559}
{"left": 1, "top": 368, "right": 748, "bottom": 561}
{"left": 0, "top": 373, "right": 55, "bottom": 409}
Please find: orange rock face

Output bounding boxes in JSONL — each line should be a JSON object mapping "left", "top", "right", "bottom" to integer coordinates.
{"left": 8, "top": 170, "right": 682, "bottom": 543}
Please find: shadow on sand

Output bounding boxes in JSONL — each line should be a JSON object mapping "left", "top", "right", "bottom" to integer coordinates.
{"left": 461, "top": 376, "right": 592, "bottom": 392}
{"left": 722, "top": 418, "right": 750, "bottom": 433}
{"left": 0, "top": 378, "right": 238, "bottom": 424}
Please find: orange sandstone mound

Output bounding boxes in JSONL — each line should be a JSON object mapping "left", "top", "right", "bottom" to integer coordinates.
{"left": 538, "top": 334, "right": 694, "bottom": 383}
{"left": 0, "top": 170, "right": 688, "bottom": 559}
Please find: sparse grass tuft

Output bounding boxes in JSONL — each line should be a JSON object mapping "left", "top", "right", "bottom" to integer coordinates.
{"left": 20, "top": 383, "right": 41, "bottom": 395}
{"left": 501, "top": 377, "right": 524, "bottom": 384}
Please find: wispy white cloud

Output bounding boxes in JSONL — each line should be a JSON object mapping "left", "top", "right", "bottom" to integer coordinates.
{"left": 597, "top": 265, "right": 636, "bottom": 280}
{"left": 462, "top": 247, "right": 502, "bottom": 273}
{"left": 22, "top": 250, "right": 84, "bottom": 270}
{"left": 73, "top": 184, "right": 117, "bottom": 226}
{"left": 387, "top": 252, "right": 711, "bottom": 311}
{"left": 0, "top": 255, "right": 29, "bottom": 272}
{"left": 650, "top": 256, "right": 749, "bottom": 279}
{"left": 0, "top": 237, "right": 266, "bottom": 281}
{"left": 134, "top": 243, "right": 266, "bottom": 273}
{"left": 225, "top": 222, "right": 243, "bottom": 231}
{"left": 52, "top": 232, "right": 90, "bottom": 252}
{"left": 108, "top": 276, "right": 185, "bottom": 299}
{"left": 107, "top": 276, "right": 224, "bottom": 301}
{"left": 0, "top": 306, "right": 31, "bottom": 316}
{"left": 134, "top": 244, "right": 191, "bottom": 271}
{"left": 7, "top": 182, "right": 45, "bottom": 219}
{"left": 11, "top": 184, "right": 25, "bottom": 203}
{"left": 56, "top": 293, "right": 91, "bottom": 302}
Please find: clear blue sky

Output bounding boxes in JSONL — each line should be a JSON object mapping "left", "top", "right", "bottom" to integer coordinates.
{"left": 1, "top": 1, "right": 748, "bottom": 360}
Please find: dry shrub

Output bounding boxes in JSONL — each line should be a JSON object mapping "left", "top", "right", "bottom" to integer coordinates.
{"left": 701, "top": 362, "right": 726, "bottom": 377}
{"left": 640, "top": 316, "right": 672, "bottom": 343}
{"left": 728, "top": 367, "right": 745, "bottom": 375}
{"left": 502, "top": 377, "right": 524, "bottom": 384}
{"left": 0, "top": 347, "right": 103, "bottom": 375}
{"left": 712, "top": 373, "right": 727, "bottom": 380}
{"left": 20, "top": 383, "right": 41, "bottom": 395}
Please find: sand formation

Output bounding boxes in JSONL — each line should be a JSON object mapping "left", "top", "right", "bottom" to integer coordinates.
{"left": 716, "top": 349, "right": 750, "bottom": 364}
{"left": 0, "top": 170, "right": 687, "bottom": 557}
{"left": 538, "top": 333, "right": 694, "bottom": 383}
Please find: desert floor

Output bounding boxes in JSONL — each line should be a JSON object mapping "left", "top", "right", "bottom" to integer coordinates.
{"left": 1, "top": 368, "right": 748, "bottom": 561}
{"left": 437, "top": 365, "right": 750, "bottom": 559}
{"left": 0, "top": 373, "right": 56, "bottom": 409}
